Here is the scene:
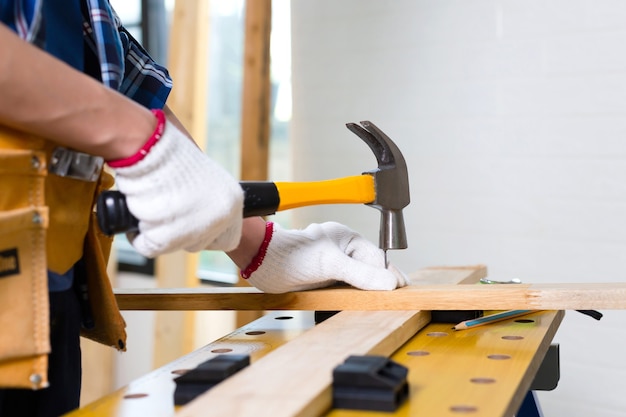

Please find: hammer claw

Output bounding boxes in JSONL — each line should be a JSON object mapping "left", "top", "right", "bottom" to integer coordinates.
{"left": 346, "top": 122, "right": 391, "bottom": 166}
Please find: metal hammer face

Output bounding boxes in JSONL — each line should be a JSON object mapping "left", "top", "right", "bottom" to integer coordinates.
{"left": 346, "top": 121, "right": 410, "bottom": 253}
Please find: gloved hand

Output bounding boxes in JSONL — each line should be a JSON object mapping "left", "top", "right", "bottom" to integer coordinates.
{"left": 241, "top": 221, "right": 408, "bottom": 293}
{"left": 107, "top": 109, "right": 244, "bottom": 258}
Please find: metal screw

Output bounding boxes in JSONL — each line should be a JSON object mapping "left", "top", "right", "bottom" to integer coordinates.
{"left": 31, "top": 156, "right": 40, "bottom": 170}
{"left": 32, "top": 212, "right": 42, "bottom": 225}
{"left": 29, "top": 373, "right": 43, "bottom": 387}
{"left": 479, "top": 278, "right": 522, "bottom": 285}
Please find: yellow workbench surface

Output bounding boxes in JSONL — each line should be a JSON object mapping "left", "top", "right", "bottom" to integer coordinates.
{"left": 67, "top": 309, "right": 563, "bottom": 417}
{"left": 326, "top": 310, "right": 563, "bottom": 417}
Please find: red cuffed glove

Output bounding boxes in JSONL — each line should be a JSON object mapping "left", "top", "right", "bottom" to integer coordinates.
{"left": 107, "top": 110, "right": 244, "bottom": 257}
{"left": 241, "top": 222, "right": 408, "bottom": 293}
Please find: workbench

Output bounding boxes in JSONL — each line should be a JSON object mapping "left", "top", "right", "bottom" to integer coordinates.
{"left": 67, "top": 266, "right": 565, "bottom": 417}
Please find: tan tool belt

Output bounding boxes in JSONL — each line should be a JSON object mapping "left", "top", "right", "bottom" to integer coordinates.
{"left": 0, "top": 125, "right": 127, "bottom": 390}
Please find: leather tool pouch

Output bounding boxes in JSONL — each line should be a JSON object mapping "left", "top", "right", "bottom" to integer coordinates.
{"left": 0, "top": 134, "right": 50, "bottom": 389}
{"left": 80, "top": 176, "right": 127, "bottom": 351}
{"left": 0, "top": 127, "right": 127, "bottom": 389}
{"left": 46, "top": 151, "right": 128, "bottom": 350}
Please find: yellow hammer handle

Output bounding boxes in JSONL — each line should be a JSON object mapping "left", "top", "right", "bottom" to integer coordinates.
{"left": 275, "top": 175, "right": 375, "bottom": 211}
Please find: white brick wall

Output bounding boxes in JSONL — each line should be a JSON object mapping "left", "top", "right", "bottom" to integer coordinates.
{"left": 291, "top": 1, "right": 626, "bottom": 415}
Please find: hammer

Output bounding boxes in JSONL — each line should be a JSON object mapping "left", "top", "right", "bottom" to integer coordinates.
{"left": 96, "top": 121, "right": 410, "bottom": 264}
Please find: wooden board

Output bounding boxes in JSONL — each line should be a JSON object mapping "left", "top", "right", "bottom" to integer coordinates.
{"left": 175, "top": 266, "right": 485, "bottom": 417}
{"left": 239, "top": 0, "right": 272, "bottom": 181}
{"left": 115, "top": 265, "right": 487, "bottom": 310}
{"left": 116, "top": 280, "right": 626, "bottom": 311}
{"left": 175, "top": 311, "right": 429, "bottom": 417}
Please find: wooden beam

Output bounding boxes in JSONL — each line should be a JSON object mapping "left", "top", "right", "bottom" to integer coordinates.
{"left": 240, "top": 0, "right": 272, "bottom": 182}
{"left": 179, "top": 311, "right": 429, "bottom": 417}
{"left": 236, "top": 0, "right": 273, "bottom": 328}
{"left": 116, "top": 281, "right": 626, "bottom": 311}
{"left": 115, "top": 266, "right": 488, "bottom": 310}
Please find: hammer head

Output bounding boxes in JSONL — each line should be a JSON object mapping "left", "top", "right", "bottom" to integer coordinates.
{"left": 346, "top": 121, "right": 410, "bottom": 252}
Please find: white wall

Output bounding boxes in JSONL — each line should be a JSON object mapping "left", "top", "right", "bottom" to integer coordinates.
{"left": 290, "top": 1, "right": 626, "bottom": 415}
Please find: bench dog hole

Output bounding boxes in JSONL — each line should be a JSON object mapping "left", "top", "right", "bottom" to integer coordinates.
{"left": 450, "top": 404, "right": 478, "bottom": 413}
{"left": 407, "top": 350, "right": 430, "bottom": 357}
{"left": 211, "top": 348, "right": 233, "bottom": 353}
{"left": 124, "top": 393, "right": 148, "bottom": 400}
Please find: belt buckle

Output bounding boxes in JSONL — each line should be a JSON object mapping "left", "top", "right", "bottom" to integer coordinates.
{"left": 49, "top": 147, "right": 104, "bottom": 182}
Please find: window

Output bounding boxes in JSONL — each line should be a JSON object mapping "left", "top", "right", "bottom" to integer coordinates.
{"left": 109, "top": 0, "right": 292, "bottom": 283}
{"left": 197, "top": 0, "right": 293, "bottom": 284}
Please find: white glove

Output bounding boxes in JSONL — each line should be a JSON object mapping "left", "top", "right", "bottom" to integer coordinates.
{"left": 110, "top": 114, "right": 244, "bottom": 258}
{"left": 241, "top": 222, "right": 408, "bottom": 293}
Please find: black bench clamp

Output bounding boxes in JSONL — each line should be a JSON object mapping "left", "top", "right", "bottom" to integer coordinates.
{"left": 332, "top": 355, "right": 409, "bottom": 412}
{"left": 173, "top": 354, "right": 250, "bottom": 405}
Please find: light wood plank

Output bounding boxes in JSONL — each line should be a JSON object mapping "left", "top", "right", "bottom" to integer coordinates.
{"left": 115, "top": 265, "right": 489, "bottom": 310}
{"left": 179, "top": 311, "right": 429, "bottom": 417}
{"left": 116, "top": 281, "right": 626, "bottom": 312}
{"left": 175, "top": 266, "right": 483, "bottom": 417}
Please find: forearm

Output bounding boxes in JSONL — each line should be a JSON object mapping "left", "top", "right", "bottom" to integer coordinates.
{"left": 161, "top": 104, "right": 258, "bottom": 265}
{"left": 227, "top": 217, "right": 267, "bottom": 270}
{"left": 0, "top": 24, "right": 154, "bottom": 160}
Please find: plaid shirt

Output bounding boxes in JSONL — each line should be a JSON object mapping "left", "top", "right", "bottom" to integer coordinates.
{"left": 1, "top": 0, "right": 172, "bottom": 109}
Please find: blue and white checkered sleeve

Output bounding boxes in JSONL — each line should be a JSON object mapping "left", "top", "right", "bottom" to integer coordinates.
{"left": 116, "top": 25, "right": 173, "bottom": 110}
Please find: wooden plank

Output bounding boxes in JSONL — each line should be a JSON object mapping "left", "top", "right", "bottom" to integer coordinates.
{"left": 116, "top": 280, "right": 626, "bottom": 311}
{"left": 115, "top": 265, "right": 487, "bottom": 310}
{"left": 178, "top": 311, "right": 429, "bottom": 417}
{"left": 175, "top": 266, "right": 484, "bottom": 417}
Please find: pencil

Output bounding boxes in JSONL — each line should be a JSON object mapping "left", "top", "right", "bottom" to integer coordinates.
{"left": 453, "top": 310, "right": 535, "bottom": 331}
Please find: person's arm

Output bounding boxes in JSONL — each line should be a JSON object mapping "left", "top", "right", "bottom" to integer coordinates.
{"left": 161, "top": 104, "right": 266, "bottom": 267}
{"left": 229, "top": 220, "right": 408, "bottom": 293}
{"left": 227, "top": 217, "right": 267, "bottom": 269}
{"left": 161, "top": 105, "right": 267, "bottom": 267}
{"left": 0, "top": 22, "right": 404, "bottom": 289}
{"left": 158, "top": 106, "right": 404, "bottom": 291}
{"left": 0, "top": 23, "right": 153, "bottom": 160}
{"left": 0, "top": 23, "right": 244, "bottom": 258}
